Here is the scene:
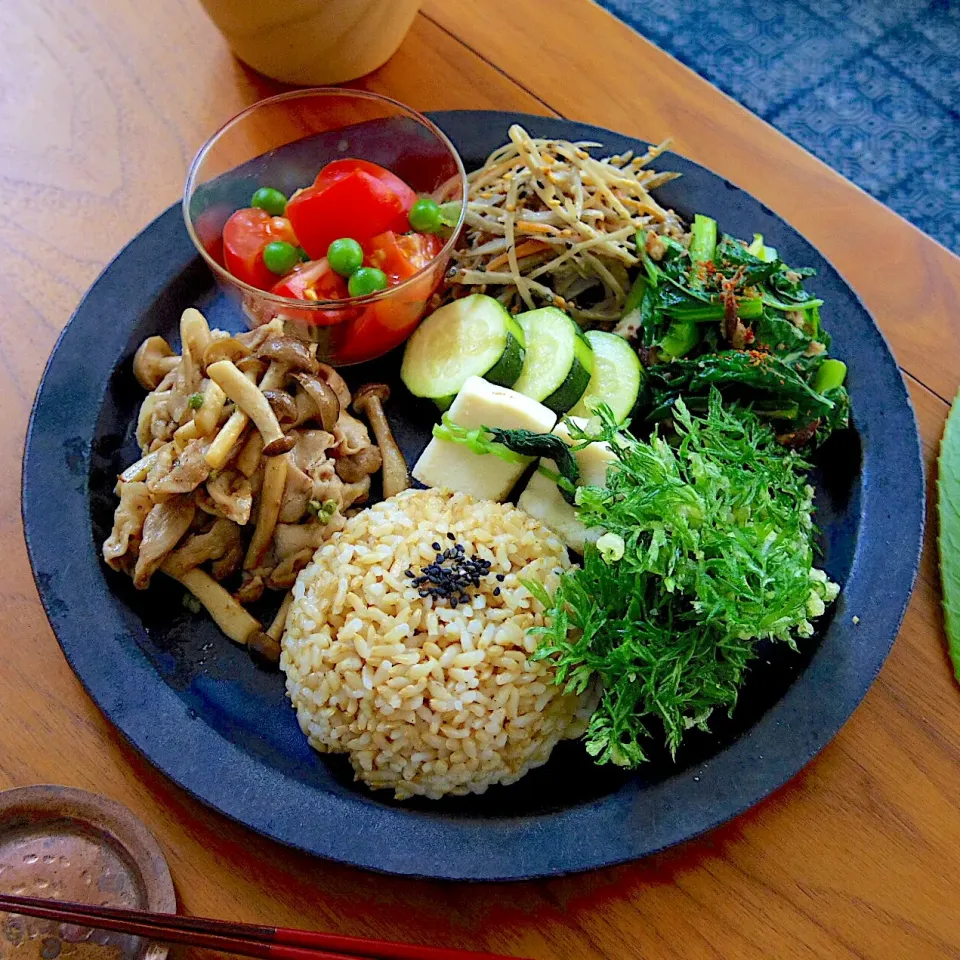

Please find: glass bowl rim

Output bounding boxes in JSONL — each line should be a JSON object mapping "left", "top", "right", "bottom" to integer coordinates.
{"left": 181, "top": 87, "right": 468, "bottom": 311}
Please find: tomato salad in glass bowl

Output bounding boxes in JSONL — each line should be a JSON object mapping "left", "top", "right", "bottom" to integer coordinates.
{"left": 183, "top": 89, "right": 467, "bottom": 365}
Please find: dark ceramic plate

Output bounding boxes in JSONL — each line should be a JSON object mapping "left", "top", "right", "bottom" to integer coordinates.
{"left": 22, "top": 112, "right": 924, "bottom": 880}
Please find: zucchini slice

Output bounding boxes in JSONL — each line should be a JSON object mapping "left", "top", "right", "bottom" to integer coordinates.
{"left": 511, "top": 307, "right": 595, "bottom": 413}
{"left": 569, "top": 330, "right": 643, "bottom": 422}
{"left": 401, "top": 294, "right": 526, "bottom": 403}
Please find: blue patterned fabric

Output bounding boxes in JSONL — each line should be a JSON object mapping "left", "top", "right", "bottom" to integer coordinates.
{"left": 599, "top": 0, "right": 960, "bottom": 254}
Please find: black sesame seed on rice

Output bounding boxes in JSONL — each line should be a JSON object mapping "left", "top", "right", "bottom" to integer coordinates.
{"left": 406, "top": 536, "right": 499, "bottom": 605}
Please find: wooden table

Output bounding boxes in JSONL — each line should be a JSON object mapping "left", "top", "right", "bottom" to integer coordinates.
{"left": 3, "top": 1, "right": 959, "bottom": 957}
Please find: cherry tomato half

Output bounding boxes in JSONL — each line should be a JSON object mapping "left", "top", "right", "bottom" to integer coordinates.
{"left": 367, "top": 231, "right": 444, "bottom": 284}
{"left": 334, "top": 297, "right": 425, "bottom": 366}
{"left": 223, "top": 208, "right": 299, "bottom": 290}
{"left": 286, "top": 159, "right": 417, "bottom": 259}
{"left": 316, "top": 159, "right": 418, "bottom": 205}
{"left": 334, "top": 232, "right": 445, "bottom": 365}
{"left": 270, "top": 258, "right": 348, "bottom": 301}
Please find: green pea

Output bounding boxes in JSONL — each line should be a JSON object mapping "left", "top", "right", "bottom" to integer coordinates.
{"left": 348, "top": 267, "right": 388, "bottom": 298}
{"left": 327, "top": 238, "right": 364, "bottom": 277}
{"left": 251, "top": 187, "right": 287, "bottom": 216}
{"left": 262, "top": 240, "right": 300, "bottom": 275}
{"left": 408, "top": 197, "right": 443, "bottom": 234}
{"left": 297, "top": 246, "right": 310, "bottom": 262}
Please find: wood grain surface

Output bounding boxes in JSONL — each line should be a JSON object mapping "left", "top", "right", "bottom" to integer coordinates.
{"left": 1, "top": 0, "right": 958, "bottom": 958}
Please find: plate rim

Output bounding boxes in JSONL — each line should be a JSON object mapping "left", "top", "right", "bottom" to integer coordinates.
{"left": 21, "top": 110, "right": 925, "bottom": 880}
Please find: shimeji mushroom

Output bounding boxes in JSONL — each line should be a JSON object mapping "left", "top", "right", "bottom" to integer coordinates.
{"left": 180, "top": 308, "right": 212, "bottom": 365}
{"left": 117, "top": 445, "right": 168, "bottom": 486}
{"left": 193, "top": 379, "right": 227, "bottom": 435}
{"left": 234, "top": 432, "right": 264, "bottom": 477}
{"left": 202, "top": 336, "right": 251, "bottom": 369}
{"left": 161, "top": 563, "right": 262, "bottom": 647}
{"left": 290, "top": 371, "right": 340, "bottom": 431}
{"left": 204, "top": 409, "right": 248, "bottom": 470}
{"left": 316, "top": 363, "right": 351, "bottom": 408}
{"left": 133, "top": 336, "right": 179, "bottom": 390}
{"left": 262, "top": 389, "right": 299, "bottom": 428}
{"left": 353, "top": 383, "right": 409, "bottom": 498}
{"left": 255, "top": 336, "right": 319, "bottom": 374}
{"left": 243, "top": 453, "right": 288, "bottom": 571}
{"left": 266, "top": 592, "right": 294, "bottom": 644}
{"left": 206, "top": 359, "right": 294, "bottom": 456}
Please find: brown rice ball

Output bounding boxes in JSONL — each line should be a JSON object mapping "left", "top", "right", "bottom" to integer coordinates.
{"left": 281, "top": 488, "right": 586, "bottom": 799}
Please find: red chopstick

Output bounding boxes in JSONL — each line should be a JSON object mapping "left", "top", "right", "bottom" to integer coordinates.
{"left": 0, "top": 894, "right": 528, "bottom": 960}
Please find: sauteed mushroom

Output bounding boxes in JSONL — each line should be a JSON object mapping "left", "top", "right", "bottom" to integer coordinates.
{"left": 266, "top": 593, "right": 294, "bottom": 644}
{"left": 180, "top": 308, "right": 212, "bottom": 363}
{"left": 104, "top": 308, "right": 396, "bottom": 668}
{"left": 235, "top": 355, "right": 268, "bottom": 380}
{"left": 248, "top": 630, "right": 281, "bottom": 664}
{"left": 203, "top": 336, "right": 251, "bottom": 369}
{"left": 193, "top": 380, "right": 227, "bottom": 435}
{"left": 244, "top": 454, "right": 287, "bottom": 570}
{"left": 234, "top": 432, "right": 264, "bottom": 477}
{"left": 133, "top": 336, "right": 178, "bottom": 390}
{"left": 353, "top": 384, "right": 409, "bottom": 498}
{"left": 255, "top": 336, "right": 319, "bottom": 374}
{"left": 163, "top": 564, "right": 263, "bottom": 647}
{"left": 316, "top": 363, "right": 351, "bottom": 408}
{"left": 205, "top": 409, "right": 248, "bottom": 470}
{"left": 263, "top": 389, "right": 298, "bottom": 428}
{"left": 290, "top": 372, "right": 340, "bottom": 431}
{"left": 207, "top": 359, "right": 294, "bottom": 456}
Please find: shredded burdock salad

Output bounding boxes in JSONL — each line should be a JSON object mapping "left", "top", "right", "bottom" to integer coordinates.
{"left": 450, "top": 124, "right": 684, "bottom": 322}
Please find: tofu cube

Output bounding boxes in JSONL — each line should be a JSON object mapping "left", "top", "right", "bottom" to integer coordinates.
{"left": 412, "top": 376, "right": 557, "bottom": 501}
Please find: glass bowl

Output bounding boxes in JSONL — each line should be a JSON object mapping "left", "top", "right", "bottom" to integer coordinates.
{"left": 183, "top": 89, "right": 467, "bottom": 365}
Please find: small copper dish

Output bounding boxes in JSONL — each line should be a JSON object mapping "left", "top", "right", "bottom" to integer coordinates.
{"left": 0, "top": 786, "right": 175, "bottom": 960}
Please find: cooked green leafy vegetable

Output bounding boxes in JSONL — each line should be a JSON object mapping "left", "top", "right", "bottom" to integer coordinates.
{"left": 688, "top": 213, "right": 718, "bottom": 276}
{"left": 483, "top": 426, "right": 581, "bottom": 501}
{"left": 617, "top": 222, "right": 849, "bottom": 447}
{"left": 645, "top": 350, "right": 850, "bottom": 441}
{"left": 526, "top": 393, "right": 839, "bottom": 767}
{"left": 938, "top": 390, "right": 960, "bottom": 685}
